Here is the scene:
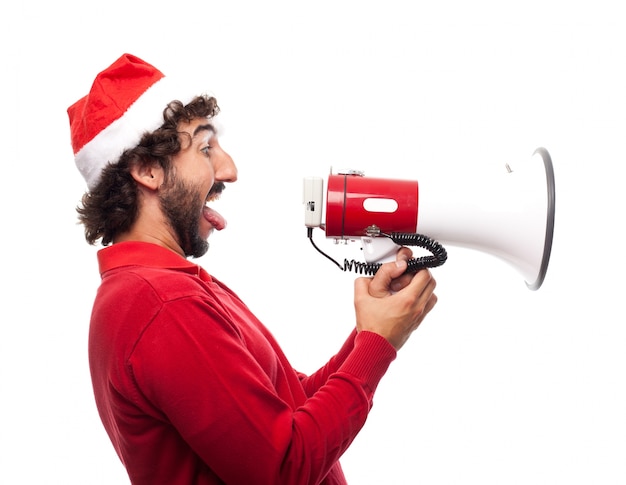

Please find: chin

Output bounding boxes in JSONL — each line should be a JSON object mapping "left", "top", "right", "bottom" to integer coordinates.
{"left": 184, "top": 230, "right": 210, "bottom": 259}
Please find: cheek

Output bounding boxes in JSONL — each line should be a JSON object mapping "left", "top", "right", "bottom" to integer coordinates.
{"left": 185, "top": 157, "right": 214, "bottom": 190}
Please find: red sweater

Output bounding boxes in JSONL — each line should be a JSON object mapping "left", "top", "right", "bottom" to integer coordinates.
{"left": 89, "top": 242, "right": 397, "bottom": 484}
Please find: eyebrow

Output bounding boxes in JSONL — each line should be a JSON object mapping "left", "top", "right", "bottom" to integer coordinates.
{"left": 193, "top": 123, "right": 216, "bottom": 138}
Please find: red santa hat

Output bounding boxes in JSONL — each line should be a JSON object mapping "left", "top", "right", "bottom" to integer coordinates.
{"left": 68, "top": 53, "right": 201, "bottom": 189}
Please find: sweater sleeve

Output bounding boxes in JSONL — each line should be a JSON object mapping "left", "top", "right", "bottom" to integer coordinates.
{"left": 129, "top": 297, "right": 396, "bottom": 485}
{"left": 299, "top": 329, "right": 358, "bottom": 397}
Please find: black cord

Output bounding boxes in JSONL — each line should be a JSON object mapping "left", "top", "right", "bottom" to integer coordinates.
{"left": 307, "top": 227, "right": 343, "bottom": 271}
{"left": 307, "top": 228, "right": 447, "bottom": 276}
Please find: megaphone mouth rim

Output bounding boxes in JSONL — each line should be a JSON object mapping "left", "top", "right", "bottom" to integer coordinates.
{"left": 526, "top": 147, "right": 556, "bottom": 291}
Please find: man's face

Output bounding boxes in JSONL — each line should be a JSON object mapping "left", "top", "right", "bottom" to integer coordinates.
{"left": 159, "top": 118, "right": 236, "bottom": 258}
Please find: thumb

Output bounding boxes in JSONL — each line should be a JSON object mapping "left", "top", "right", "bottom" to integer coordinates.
{"left": 368, "top": 259, "right": 408, "bottom": 297}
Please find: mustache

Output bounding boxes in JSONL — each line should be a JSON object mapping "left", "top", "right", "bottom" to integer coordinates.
{"left": 208, "top": 181, "right": 226, "bottom": 197}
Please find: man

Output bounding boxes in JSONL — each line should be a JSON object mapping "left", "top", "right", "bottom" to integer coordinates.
{"left": 68, "top": 53, "right": 437, "bottom": 485}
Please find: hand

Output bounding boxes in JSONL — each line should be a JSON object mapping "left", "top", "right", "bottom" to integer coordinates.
{"left": 353, "top": 255, "right": 437, "bottom": 351}
{"left": 387, "top": 246, "right": 415, "bottom": 293}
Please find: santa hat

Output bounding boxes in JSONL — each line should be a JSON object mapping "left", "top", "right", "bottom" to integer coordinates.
{"left": 68, "top": 53, "right": 201, "bottom": 190}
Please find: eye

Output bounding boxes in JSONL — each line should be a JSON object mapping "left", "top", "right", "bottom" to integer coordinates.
{"left": 201, "top": 145, "right": 212, "bottom": 156}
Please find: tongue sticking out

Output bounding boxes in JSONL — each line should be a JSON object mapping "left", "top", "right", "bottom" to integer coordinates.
{"left": 203, "top": 205, "right": 227, "bottom": 231}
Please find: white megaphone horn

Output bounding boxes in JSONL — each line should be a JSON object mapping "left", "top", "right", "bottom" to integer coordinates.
{"left": 303, "top": 147, "right": 555, "bottom": 290}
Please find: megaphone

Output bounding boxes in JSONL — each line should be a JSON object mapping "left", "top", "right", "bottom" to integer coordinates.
{"left": 303, "top": 147, "right": 555, "bottom": 290}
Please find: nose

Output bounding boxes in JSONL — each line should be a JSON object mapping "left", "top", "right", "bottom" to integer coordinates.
{"left": 215, "top": 148, "right": 238, "bottom": 183}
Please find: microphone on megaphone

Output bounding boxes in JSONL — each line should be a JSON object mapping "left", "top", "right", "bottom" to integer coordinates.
{"left": 303, "top": 147, "right": 555, "bottom": 290}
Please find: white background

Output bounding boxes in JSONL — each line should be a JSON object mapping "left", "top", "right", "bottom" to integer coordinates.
{"left": 2, "top": 1, "right": 625, "bottom": 484}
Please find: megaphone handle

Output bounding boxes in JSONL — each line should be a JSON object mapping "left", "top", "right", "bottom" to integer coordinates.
{"left": 361, "top": 237, "right": 402, "bottom": 264}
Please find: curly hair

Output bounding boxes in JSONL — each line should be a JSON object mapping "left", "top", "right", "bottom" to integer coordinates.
{"left": 76, "top": 95, "right": 220, "bottom": 246}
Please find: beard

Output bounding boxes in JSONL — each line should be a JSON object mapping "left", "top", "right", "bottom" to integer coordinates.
{"left": 159, "top": 174, "right": 209, "bottom": 259}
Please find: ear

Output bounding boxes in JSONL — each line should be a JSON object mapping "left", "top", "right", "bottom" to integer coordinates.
{"left": 130, "top": 162, "right": 164, "bottom": 191}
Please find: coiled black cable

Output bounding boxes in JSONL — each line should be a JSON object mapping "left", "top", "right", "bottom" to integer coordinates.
{"left": 307, "top": 228, "right": 447, "bottom": 276}
{"left": 387, "top": 232, "right": 448, "bottom": 273}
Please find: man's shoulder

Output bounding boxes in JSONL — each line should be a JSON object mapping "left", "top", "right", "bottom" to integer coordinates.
{"left": 101, "top": 265, "right": 209, "bottom": 303}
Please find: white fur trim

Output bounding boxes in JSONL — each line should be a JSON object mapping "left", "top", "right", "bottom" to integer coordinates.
{"left": 75, "top": 76, "right": 205, "bottom": 190}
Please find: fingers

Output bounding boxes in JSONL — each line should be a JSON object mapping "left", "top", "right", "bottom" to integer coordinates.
{"left": 408, "top": 278, "right": 438, "bottom": 328}
{"left": 389, "top": 248, "right": 415, "bottom": 291}
{"left": 406, "top": 267, "right": 436, "bottom": 296}
{"left": 396, "top": 269, "right": 437, "bottom": 324}
{"left": 354, "top": 265, "right": 438, "bottom": 351}
{"left": 389, "top": 270, "right": 414, "bottom": 293}
{"left": 394, "top": 271, "right": 437, "bottom": 346}
{"left": 410, "top": 270, "right": 437, "bottom": 314}
{"left": 396, "top": 246, "right": 413, "bottom": 262}
{"left": 366, "top": 259, "right": 409, "bottom": 298}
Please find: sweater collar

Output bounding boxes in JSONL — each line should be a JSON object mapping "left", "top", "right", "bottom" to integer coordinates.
{"left": 97, "top": 241, "right": 210, "bottom": 281}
